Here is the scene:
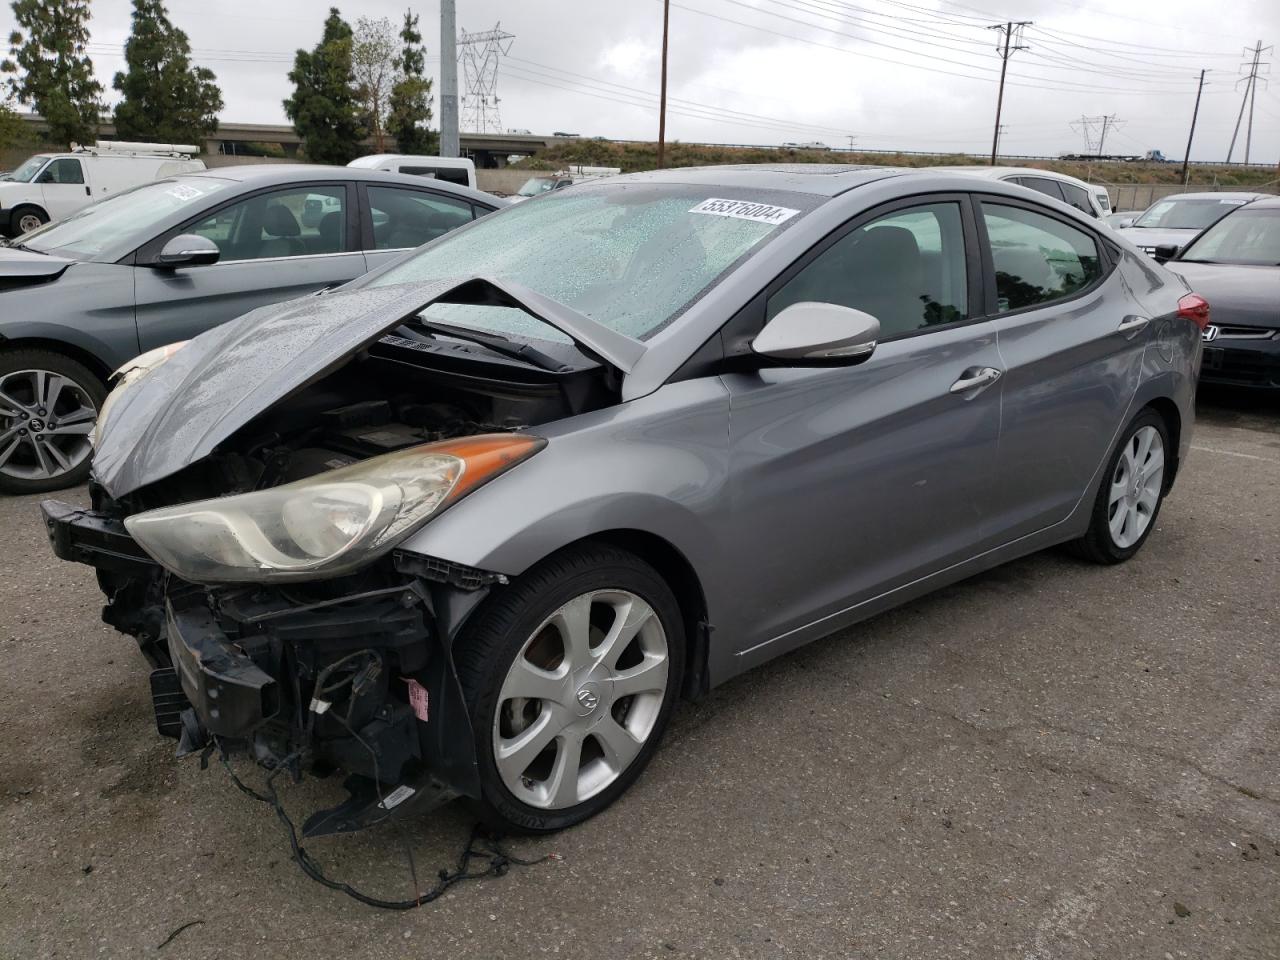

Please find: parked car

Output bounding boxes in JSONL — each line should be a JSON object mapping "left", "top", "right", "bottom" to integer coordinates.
{"left": 1104, "top": 210, "right": 1142, "bottom": 230}
{"left": 0, "top": 164, "right": 504, "bottom": 494}
{"left": 942, "top": 166, "right": 1110, "bottom": 218}
{"left": 509, "top": 165, "right": 622, "bottom": 202}
{"left": 0, "top": 141, "right": 205, "bottom": 236}
{"left": 1115, "top": 192, "right": 1267, "bottom": 257}
{"left": 43, "top": 166, "right": 1202, "bottom": 838}
{"left": 1165, "top": 196, "right": 1280, "bottom": 389}
{"left": 347, "top": 154, "right": 477, "bottom": 189}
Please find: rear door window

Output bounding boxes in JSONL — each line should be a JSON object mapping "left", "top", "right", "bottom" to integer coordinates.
{"left": 981, "top": 202, "right": 1103, "bottom": 312}
{"left": 367, "top": 186, "right": 475, "bottom": 250}
{"left": 1015, "top": 177, "right": 1065, "bottom": 203}
{"left": 1058, "top": 182, "right": 1096, "bottom": 216}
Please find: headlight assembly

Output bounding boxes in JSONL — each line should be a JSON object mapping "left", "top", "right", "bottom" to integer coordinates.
{"left": 92, "top": 340, "right": 189, "bottom": 447}
{"left": 124, "top": 433, "right": 545, "bottom": 583}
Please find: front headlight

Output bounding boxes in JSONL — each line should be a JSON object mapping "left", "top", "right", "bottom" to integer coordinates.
{"left": 92, "top": 341, "right": 189, "bottom": 447}
{"left": 124, "top": 433, "right": 545, "bottom": 583}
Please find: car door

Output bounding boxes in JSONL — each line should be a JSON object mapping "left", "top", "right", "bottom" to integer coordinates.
{"left": 131, "top": 182, "right": 366, "bottom": 351}
{"left": 721, "top": 196, "right": 1004, "bottom": 664}
{"left": 359, "top": 184, "right": 484, "bottom": 271}
{"left": 980, "top": 196, "right": 1148, "bottom": 540}
{"left": 37, "top": 157, "right": 91, "bottom": 220}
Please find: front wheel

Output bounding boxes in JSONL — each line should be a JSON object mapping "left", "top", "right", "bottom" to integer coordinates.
{"left": 0, "top": 350, "right": 105, "bottom": 495}
{"left": 10, "top": 205, "right": 49, "bottom": 235}
{"left": 1068, "top": 408, "right": 1170, "bottom": 564}
{"left": 455, "top": 543, "right": 685, "bottom": 833}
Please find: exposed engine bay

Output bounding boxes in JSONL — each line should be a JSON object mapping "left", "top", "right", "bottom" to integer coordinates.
{"left": 45, "top": 314, "right": 620, "bottom": 838}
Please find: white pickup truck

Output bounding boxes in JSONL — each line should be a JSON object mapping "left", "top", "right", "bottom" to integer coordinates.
{"left": 0, "top": 141, "right": 205, "bottom": 236}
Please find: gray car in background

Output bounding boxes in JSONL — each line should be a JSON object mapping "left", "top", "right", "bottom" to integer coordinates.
{"left": 45, "top": 165, "right": 1202, "bottom": 839}
{"left": 0, "top": 164, "right": 504, "bottom": 493}
{"left": 1115, "top": 191, "right": 1267, "bottom": 257}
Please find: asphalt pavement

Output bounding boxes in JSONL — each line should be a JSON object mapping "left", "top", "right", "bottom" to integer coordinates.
{"left": 1, "top": 389, "right": 1277, "bottom": 960}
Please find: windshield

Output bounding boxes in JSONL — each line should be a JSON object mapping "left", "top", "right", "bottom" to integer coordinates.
{"left": 1133, "top": 197, "right": 1250, "bottom": 230}
{"left": 370, "top": 181, "right": 815, "bottom": 341}
{"left": 1179, "top": 207, "right": 1280, "bottom": 265}
{"left": 19, "top": 176, "right": 230, "bottom": 259}
{"left": 5, "top": 155, "right": 50, "bottom": 184}
{"left": 516, "top": 177, "right": 557, "bottom": 197}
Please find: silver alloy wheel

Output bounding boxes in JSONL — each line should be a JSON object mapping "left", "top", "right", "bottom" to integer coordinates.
{"left": 16, "top": 212, "right": 44, "bottom": 233}
{"left": 1107, "top": 424, "right": 1164, "bottom": 549}
{"left": 492, "top": 589, "right": 670, "bottom": 810}
{"left": 0, "top": 369, "right": 98, "bottom": 482}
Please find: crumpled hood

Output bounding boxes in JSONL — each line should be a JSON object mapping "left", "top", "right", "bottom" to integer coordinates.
{"left": 1115, "top": 227, "right": 1199, "bottom": 251}
{"left": 92, "top": 280, "right": 459, "bottom": 498}
{"left": 1167, "top": 261, "right": 1280, "bottom": 329}
{"left": 0, "top": 245, "right": 75, "bottom": 282}
{"left": 91, "top": 274, "right": 645, "bottom": 498}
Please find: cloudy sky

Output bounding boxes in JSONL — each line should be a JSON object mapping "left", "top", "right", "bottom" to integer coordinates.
{"left": 4, "top": 0, "right": 1278, "bottom": 162}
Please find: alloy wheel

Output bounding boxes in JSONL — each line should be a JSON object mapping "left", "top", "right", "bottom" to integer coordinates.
{"left": 1107, "top": 424, "right": 1164, "bottom": 549}
{"left": 0, "top": 369, "right": 98, "bottom": 484}
{"left": 492, "top": 589, "right": 670, "bottom": 810}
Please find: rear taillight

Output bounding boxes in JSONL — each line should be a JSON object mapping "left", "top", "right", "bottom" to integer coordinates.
{"left": 1177, "top": 293, "right": 1210, "bottom": 331}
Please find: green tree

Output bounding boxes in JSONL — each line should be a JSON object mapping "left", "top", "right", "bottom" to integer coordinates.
{"left": 0, "top": 94, "right": 29, "bottom": 150}
{"left": 112, "top": 0, "right": 223, "bottom": 144}
{"left": 386, "top": 10, "right": 436, "bottom": 154}
{"left": 283, "top": 7, "right": 365, "bottom": 165}
{"left": 351, "top": 16, "right": 397, "bottom": 153}
{"left": 1, "top": 0, "right": 103, "bottom": 146}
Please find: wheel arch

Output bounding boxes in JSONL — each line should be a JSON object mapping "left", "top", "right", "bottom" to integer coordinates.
{"left": 0, "top": 336, "right": 113, "bottom": 385}
{"left": 1142, "top": 395, "right": 1182, "bottom": 491}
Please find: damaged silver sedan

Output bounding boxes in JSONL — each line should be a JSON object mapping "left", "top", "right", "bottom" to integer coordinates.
{"left": 42, "top": 166, "right": 1202, "bottom": 835}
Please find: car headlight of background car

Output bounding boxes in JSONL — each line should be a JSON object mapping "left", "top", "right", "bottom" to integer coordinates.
{"left": 124, "top": 434, "right": 545, "bottom": 583}
{"left": 92, "top": 340, "right": 189, "bottom": 447}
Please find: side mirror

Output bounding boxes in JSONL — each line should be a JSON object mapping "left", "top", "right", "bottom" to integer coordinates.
{"left": 751, "top": 302, "right": 880, "bottom": 365}
{"left": 1152, "top": 243, "right": 1180, "bottom": 262}
{"left": 1114, "top": 216, "right": 1136, "bottom": 229}
{"left": 154, "top": 234, "right": 220, "bottom": 269}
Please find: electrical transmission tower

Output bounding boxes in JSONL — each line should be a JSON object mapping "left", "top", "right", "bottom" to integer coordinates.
{"left": 458, "top": 23, "right": 514, "bottom": 133}
{"left": 988, "top": 21, "right": 1031, "bottom": 165}
{"left": 1226, "top": 41, "right": 1271, "bottom": 164}
{"left": 1071, "top": 114, "right": 1125, "bottom": 155}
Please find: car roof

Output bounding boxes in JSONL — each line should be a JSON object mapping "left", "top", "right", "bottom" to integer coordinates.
{"left": 1151, "top": 191, "right": 1268, "bottom": 202}
{"left": 1242, "top": 195, "right": 1280, "bottom": 209}
{"left": 611, "top": 164, "right": 910, "bottom": 197}
{"left": 937, "top": 165, "right": 1096, "bottom": 184}
{"left": 180, "top": 163, "right": 501, "bottom": 206}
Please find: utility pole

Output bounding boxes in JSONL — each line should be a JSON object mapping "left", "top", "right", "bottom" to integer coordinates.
{"left": 657, "top": 0, "right": 671, "bottom": 169}
{"left": 988, "top": 20, "right": 1030, "bottom": 166}
{"left": 1097, "top": 114, "right": 1113, "bottom": 155}
{"left": 1180, "top": 69, "right": 1206, "bottom": 186}
{"left": 440, "top": 0, "right": 459, "bottom": 157}
{"left": 1227, "top": 41, "right": 1271, "bottom": 163}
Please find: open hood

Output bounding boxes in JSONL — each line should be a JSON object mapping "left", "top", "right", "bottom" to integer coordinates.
{"left": 91, "top": 276, "right": 645, "bottom": 498}
{"left": 0, "top": 245, "right": 75, "bottom": 284}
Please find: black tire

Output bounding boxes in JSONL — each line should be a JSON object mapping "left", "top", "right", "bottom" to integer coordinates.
{"left": 454, "top": 542, "right": 686, "bottom": 833}
{"left": 9, "top": 205, "right": 49, "bottom": 236}
{"left": 0, "top": 349, "right": 106, "bottom": 495}
{"left": 1067, "top": 407, "right": 1170, "bottom": 565}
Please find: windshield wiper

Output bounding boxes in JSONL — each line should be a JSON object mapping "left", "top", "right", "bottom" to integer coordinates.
{"left": 2, "top": 239, "right": 45, "bottom": 254}
{"left": 404, "top": 318, "right": 573, "bottom": 372}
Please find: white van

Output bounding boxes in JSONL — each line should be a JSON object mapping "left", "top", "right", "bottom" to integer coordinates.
{"left": 347, "top": 154, "right": 477, "bottom": 189}
{"left": 0, "top": 141, "right": 205, "bottom": 235}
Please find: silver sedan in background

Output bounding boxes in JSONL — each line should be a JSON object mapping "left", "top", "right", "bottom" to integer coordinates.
{"left": 45, "top": 166, "right": 1203, "bottom": 838}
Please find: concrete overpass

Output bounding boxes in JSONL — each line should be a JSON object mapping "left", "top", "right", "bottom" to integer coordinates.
{"left": 16, "top": 114, "right": 568, "bottom": 167}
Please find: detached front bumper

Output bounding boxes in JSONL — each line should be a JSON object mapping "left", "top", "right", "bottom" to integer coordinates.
{"left": 40, "top": 497, "right": 492, "bottom": 836}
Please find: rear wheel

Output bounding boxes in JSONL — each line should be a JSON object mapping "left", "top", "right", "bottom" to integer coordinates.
{"left": 455, "top": 543, "right": 685, "bottom": 833}
{"left": 1068, "top": 408, "right": 1169, "bottom": 564}
{"left": 10, "top": 205, "right": 49, "bottom": 235}
{"left": 0, "top": 350, "right": 104, "bottom": 495}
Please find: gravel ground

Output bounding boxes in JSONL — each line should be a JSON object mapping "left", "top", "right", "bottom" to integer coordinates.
{"left": 1, "top": 389, "right": 1277, "bottom": 960}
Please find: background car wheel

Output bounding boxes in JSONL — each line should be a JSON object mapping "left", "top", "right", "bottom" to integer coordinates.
{"left": 1067, "top": 407, "right": 1170, "bottom": 565}
{"left": 455, "top": 542, "right": 686, "bottom": 833}
{"left": 0, "top": 350, "right": 105, "bottom": 495}
{"left": 10, "top": 205, "right": 49, "bottom": 235}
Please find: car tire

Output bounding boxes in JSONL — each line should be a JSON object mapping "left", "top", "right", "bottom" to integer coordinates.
{"left": 0, "top": 349, "right": 105, "bottom": 495}
{"left": 454, "top": 542, "right": 685, "bottom": 833}
{"left": 9, "top": 205, "right": 49, "bottom": 236}
{"left": 1067, "top": 407, "right": 1170, "bottom": 565}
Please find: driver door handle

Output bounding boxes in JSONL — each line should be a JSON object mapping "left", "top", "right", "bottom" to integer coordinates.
{"left": 950, "top": 366, "right": 1003, "bottom": 395}
{"left": 1117, "top": 315, "right": 1151, "bottom": 337}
